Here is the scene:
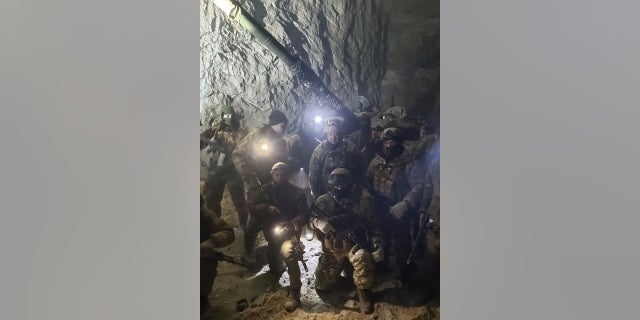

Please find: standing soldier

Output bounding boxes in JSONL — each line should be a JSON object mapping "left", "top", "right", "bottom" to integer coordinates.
{"left": 347, "top": 113, "right": 372, "bottom": 152}
{"left": 200, "top": 195, "right": 235, "bottom": 316}
{"left": 310, "top": 168, "right": 385, "bottom": 314}
{"left": 365, "top": 127, "right": 425, "bottom": 281}
{"left": 233, "top": 110, "right": 289, "bottom": 202}
{"left": 242, "top": 162, "right": 309, "bottom": 312}
{"left": 419, "top": 141, "right": 440, "bottom": 276}
{"left": 362, "top": 121, "right": 384, "bottom": 167}
{"left": 308, "top": 118, "right": 365, "bottom": 199}
{"left": 201, "top": 105, "right": 250, "bottom": 231}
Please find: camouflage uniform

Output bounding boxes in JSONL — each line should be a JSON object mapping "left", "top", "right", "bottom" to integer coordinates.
{"left": 361, "top": 122, "right": 384, "bottom": 167}
{"left": 202, "top": 119, "right": 250, "bottom": 230}
{"left": 244, "top": 162, "right": 309, "bottom": 311}
{"left": 244, "top": 178, "right": 309, "bottom": 277}
{"left": 285, "top": 127, "right": 320, "bottom": 174}
{"left": 200, "top": 198, "right": 235, "bottom": 314}
{"left": 365, "top": 129, "right": 425, "bottom": 274}
{"left": 346, "top": 114, "right": 372, "bottom": 152}
{"left": 308, "top": 139, "right": 365, "bottom": 199}
{"left": 420, "top": 145, "right": 440, "bottom": 262}
{"left": 310, "top": 174, "right": 383, "bottom": 314}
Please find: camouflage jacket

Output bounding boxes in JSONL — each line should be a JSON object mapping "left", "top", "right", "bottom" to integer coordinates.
{"left": 251, "top": 181, "right": 309, "bottom": 233}
{"left": 232, "top": 125, "right": 288, "bottom": 184}
{"left": 365, "top": 149, "right": 425, "bottom": 210}
{"left": 311, "top": 186, "right": 384, "bottom": 251}
{"left": 201, "top": 122, "right": 245, "bottom": 173}
{"left": 420, "top": 155, "right": 440, "bottom": 223}
{"left": 284, "top": 129, "right": 320, "bottom": 173}
{"left": 308, "top": 139, "right": 365, "bottom": 198}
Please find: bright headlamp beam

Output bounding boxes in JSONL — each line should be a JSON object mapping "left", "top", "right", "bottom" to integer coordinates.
{"left": 212, "top": 0, "right": 236, "bottom": 16}
{"left": 314, "top": 116, "right": 323, "bottom": 124}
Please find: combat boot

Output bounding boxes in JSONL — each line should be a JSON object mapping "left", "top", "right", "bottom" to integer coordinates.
{"left": 284, "top": 288, "right": 301, "bottom": 312}
{"left": 356, "top": 288, "right": 373, "bottom": 314}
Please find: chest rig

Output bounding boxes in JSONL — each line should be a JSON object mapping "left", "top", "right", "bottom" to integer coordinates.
{"left": 321, "top": 142, "right": 355, "bottom": 187}
{"left": 372, "top": 155, "right": 411, "bottom": 202}
{"left": 208, "top": 127, "right": 237, "bottom": 170}
{"left": 322, "top": 194, "right": 368, "bottom": 251}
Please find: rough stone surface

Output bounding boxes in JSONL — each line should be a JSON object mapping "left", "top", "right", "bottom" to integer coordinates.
{"left": 201, "top": 0, "right": 391, "bottom": 131}
{"left": 381, "top": 0, "right": 440, "bottom": 123}
{"left": 201, "top": 0, "right": 439, "bottom": 131}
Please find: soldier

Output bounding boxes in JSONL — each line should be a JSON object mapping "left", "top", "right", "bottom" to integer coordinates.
{"left": 310, "top": 168, "right": 384, "bottom": 314}
{"left": 233, "top": 110, "right": 289, "bottom": 201}
{"left": 243, "top": 162, "right": 309, "bottom": 312}
{"left": 362, "top": 121, "right": 384, "bottom": 167}
{"left": 412, "top": 122, "right": 439, "bottom": 160}
{"left": 365, "top": 127, "right": 425, "bottom": 280}
{"left": 347, "top": 113, "right": 372, "bottom": 152}
{"left": 419, "top": 139, "right": 440, "bottom": 274}
{"left": 308, "top": 118, "right": 365, "bottom": 199}
{"left": 201, "top": 105, "right": 250, "bottom": 231}
{"left": 200, "top": 195, "right": 235, "bottom": 316}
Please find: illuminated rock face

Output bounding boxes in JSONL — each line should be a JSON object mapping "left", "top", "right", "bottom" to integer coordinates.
{"left": 200, "top": 0, "right": 439, "bottom": 131}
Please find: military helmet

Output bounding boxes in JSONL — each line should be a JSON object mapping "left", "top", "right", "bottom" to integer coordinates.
{"left": 220, "top": 105, "right": 235, "bottom": 121}
{"left": 270, "top": 162, "right": 289, "bottom": 174}
{"left": 381, "top": 127, "right": 403, "bottom": 142}
{"left": 328, "top": 167, "right": 353, "bottom": 186}
{"left": 220, "top": 105, "right": 234, "bottom": 115}
{"left": 268, "top": 110, "right": 288, "bottom": 126}
{"left": 324, "top": 118, "right": 343, "bottom": 133}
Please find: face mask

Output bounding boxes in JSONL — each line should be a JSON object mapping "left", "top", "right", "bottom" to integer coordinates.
{"left": 382, "top": 144, "right": 404, "bottom": 159}
{"left": 332, "top": 183, "right": 351, "bottom": 199}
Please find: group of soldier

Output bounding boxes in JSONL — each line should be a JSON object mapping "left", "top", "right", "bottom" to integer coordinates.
{"left": 199, "top": 102, "right": 440, "bottom": 316}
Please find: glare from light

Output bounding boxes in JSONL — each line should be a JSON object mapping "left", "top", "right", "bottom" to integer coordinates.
{"left": 314, "top": 115, "right": 322, "bottom": 124}
{"left": 212, "top": 0, "right": 235, "bottom": 15}
{"left": 260, "top": 143, "right": 269, "bottom": 151}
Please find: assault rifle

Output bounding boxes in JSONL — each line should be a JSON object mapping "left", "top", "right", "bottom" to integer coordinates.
{"left": 274, "top": 221, "right": 308, "bottom": 272}
{"left": 199, "top": 135, "right": 231, "bottom": 154}
{"left": 254, "top": 175, "right": 308, "bottom": 272}
{"left": 309, "top": 202, "right": 372, "bottom": 252}
{"left": 406, "top": 215, "right": 437, "bottom": 265}
{"left": 202, "top": 250, "right": 256, "bottom": 268}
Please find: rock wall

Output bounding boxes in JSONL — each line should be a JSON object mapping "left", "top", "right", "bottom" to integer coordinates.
{"left": 200, "top": 0, "right": 439, "bottom": 131}
{"left": 381, "top": 0, "right": 439, "bottom": 127}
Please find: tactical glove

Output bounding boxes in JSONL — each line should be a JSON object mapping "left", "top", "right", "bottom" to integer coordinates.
{"left": 390, "top": 200, "right": 410, "bottom": 220}
{"left": 371, "top": 243, "right": 385, "bottom": 262}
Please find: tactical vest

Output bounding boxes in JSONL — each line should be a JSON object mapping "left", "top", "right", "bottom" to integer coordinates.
{"left": 371, "top": 154, "right": 412, "bottom": 205}
{"left": 320, "top": 141, "right": 359, "bottom": 192}
{"left": 207, "top": 127, "right": 237, "bottom": 173}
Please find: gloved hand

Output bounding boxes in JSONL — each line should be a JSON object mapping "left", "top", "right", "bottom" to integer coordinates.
{"left": 266, "top": 205, "right": 280, "bottom": 215}
{"left": 371, "top": 242, "right": 385, "bottom": 262}
{"left": 389, "top": 200, "right": 410, "bottom": 220}
{"left": 208, "top": 232, "right": 233, "bottom": 247}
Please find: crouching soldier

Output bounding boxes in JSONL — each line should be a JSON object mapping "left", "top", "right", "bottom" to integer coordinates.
{"left": 309, "top": 168, "right": 384, "bottom": 314}
{"left": 200, "top": 195, "right": 235, "bottom": 316}
{"left": 243, "top": 162, "right": 310, "bottom": 312}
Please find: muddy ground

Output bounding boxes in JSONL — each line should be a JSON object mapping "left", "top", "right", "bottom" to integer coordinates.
{"left": 202, "top": 185, "right": 440, "bottom": 320}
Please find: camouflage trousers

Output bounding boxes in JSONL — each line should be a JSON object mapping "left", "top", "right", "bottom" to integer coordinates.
{"left": 204, "top": 167, "right": 249, "bottom": 230}
{"left": 245, "top": 208, "right": 302, "bottom": 289}
{"left": 424, "top": 229, "right": 440, "bottom": 275}
{"left": 315, "top": 245, "right": 375, "bottom": 290}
